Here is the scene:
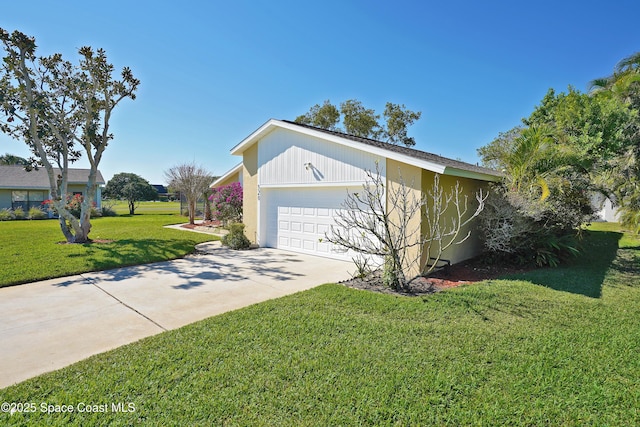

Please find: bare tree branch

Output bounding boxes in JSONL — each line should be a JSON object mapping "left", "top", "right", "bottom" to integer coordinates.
{"left": 325, "top": 163, "right": 487, "bottom": 291}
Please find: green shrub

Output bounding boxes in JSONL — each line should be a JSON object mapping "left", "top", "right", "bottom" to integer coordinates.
{"left": 619, "top": 206, "right": 640, "bottom": 235}
{"left": 28, "top": 207, "right": 48, "bottom": 220}
{"left": 13, "top": 207, "right": 25, "bottom": 220}
{"left": 221, "top": 223, "right": 251, "bottom": 250}
{"left": 100, "top": 205, "right": 117, "bottom": 217}
{"left": 478, "top": 185, "right": 583, "bottom": 267}
{"left": 0, "top": 208, "right": 14, "bottom": 221}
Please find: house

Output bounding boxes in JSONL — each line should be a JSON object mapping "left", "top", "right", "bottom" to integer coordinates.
{"left": 212, "top": 119, "right": 501, "bottom": 275}
{"left": 151, "top": 184, "right": 170, "bottom": 201}
{"left": 0, "top": 166, "right": 105, "bottom": 213}
{"left": 591, "top": 193, "right": 620, "bottom": 222}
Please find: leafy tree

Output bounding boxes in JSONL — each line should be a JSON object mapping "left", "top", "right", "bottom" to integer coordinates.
{"left": 526, "top": 88, "right": 635, "bottom": 174}
{"left": 0, "top": 29, "right": 139, "bottom": 243}
{"left": 0, "top": 153, "right": 28, "bottom": 165}
{"left": 477, "top": 126, "right": 523, "bottom": 170}
{"left": 590, "top": 53, "right": 640, "bottom": 233}
{"left": 104, "top": 172, "right": 157, "bottom": 215}
{"left": 294, "top": 100, "right": 340, "bottom": 130}
{"left": 591, "top": 52, "right": 640, "bottom": 110}
{"left": 340, "top": 99, "right": 381, "bottom": 138}
{"left": 164, "top": 162, "right": 214, "bottom": 225}
{"left": 294, "top": 99, "right": 421, "bottom": 147}
{"left": 381, "top": 102, "right": 422, "bottom": 147}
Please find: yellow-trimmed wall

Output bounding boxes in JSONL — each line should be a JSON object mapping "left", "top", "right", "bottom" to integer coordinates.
{"left": 421, "top": 170, "right": 486, "bottom": 269}
{"left": 385, "top": 161, "right": 488, "bottom": 278}
{"left": 386, "top": 159, "right": 424, "bottom": 278}
{"left": 212, "top": 172, "right": 240, "bottom": 189}
{"left": 242, "top": 144, "right": 259, "bottom": 243}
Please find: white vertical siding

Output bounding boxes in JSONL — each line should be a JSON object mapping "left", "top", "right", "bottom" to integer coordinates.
{"left": 258, "top": 128, "right": 385, "bottom": 186}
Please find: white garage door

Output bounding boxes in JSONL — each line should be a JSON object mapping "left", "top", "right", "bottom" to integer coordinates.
{"left": 262, "top": 187, "right": 359, "bottom": 260}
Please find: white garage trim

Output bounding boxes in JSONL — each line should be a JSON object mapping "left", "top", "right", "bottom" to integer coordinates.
{"left": 259, "top": 182, "right": 367, "bottom": 189}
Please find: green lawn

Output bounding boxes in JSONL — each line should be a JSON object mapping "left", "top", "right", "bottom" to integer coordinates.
{"left": 0, "top": 214, "right": 216, "bottom": 287}
{"left": 107, "top": 200, "right": 181, "bottom": 215}
{"left": 1, "top": 223, "right": 639, "bottom": 425}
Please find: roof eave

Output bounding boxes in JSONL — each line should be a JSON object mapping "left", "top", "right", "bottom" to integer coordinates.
{"left": 211, "top": 163, "right": 242, "bottom": 188}
{"left": 230, "top": 119, "right": 501, "bottom": 182}
{"left": 443, "top": 167, "right": 503, "bottom": 182}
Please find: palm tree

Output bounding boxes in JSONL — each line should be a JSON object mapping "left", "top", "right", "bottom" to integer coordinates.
{"left": 589, "top": 52, "right": 640, "bottom": 233}
{"left": 590, "top": 52, "right": 640, "bottom": 107}
{"left": 503, "top": 126, "right": 560, "bottom": 200}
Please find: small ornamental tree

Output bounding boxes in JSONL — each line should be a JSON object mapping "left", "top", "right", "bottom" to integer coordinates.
{"left": 164, "top": 162, "right": 213, "bottom": 225}
{"left": 104, "top": 172, "right": 157, "bottom": 214}
{"left": 209, "top": 182, "right": 243, "bottom": 225}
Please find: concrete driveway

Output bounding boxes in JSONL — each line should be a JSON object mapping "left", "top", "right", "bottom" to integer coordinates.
{"left": 0, "top": 243, "right": 352, "bottom": 388}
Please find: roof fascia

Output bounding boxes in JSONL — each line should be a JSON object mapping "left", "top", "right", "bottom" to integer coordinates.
{"left": 231, "top": 119, "right": 500, "bottom": 182}
{"left": 211, "top": 163, "right": 242, "bottom": 188}
{"left": 443, "top": 167, "right": 503, "bottom": 182}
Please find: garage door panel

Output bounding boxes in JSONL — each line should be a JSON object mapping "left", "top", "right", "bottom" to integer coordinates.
{"left": 263, "top": 187, "right": 363, "bottom": 260}
{"left": 278, "top": 221, "right": 289, "bottom": 231}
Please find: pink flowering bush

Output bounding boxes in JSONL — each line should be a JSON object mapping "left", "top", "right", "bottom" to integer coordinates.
{"left": 209, "top": 182, "right": 243, "bottom": 224}
{"left": 43, "top": 194, "right": 100, "bottom": 218}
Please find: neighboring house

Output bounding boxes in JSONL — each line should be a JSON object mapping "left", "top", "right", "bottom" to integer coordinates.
{"left": 0, "top": 166, "right": 105, "bottom": 214}
{"left": 213, "top": 119, "right": 501, "bottom": 275}
{"left": 591, "top": 193, "right": 620, "bottom": 222}
{"left": 151, "top": 184, "right": 168, "bottom": 195}
{"left": 151, "top": 184, "right": 169, "bottom": 201}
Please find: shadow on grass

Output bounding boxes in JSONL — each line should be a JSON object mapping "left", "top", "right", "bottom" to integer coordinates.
{"left": 501, "top": 230, "right": 623, "bottom": 298}
{"left": 68, "top": 238, "right": 201, "bottom": 271}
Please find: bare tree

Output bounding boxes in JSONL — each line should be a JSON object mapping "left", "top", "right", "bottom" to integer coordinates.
{"left": 326, "top": 163, "right": 487, "bottom": 291}
{"left": 164, "top": 162, "right": 213, "bottom": 224}
{"left": 0, "top": 29, "right": 139, "bottom": 243}
{"left": 423, "top": 175, "right": 487, "bottom": 275}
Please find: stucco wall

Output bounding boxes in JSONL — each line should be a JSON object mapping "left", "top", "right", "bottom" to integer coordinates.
{"left": 386, "top": 159, "right": 424, "bottom": 278}
{"left": 422, "top": 171, "right": 487, "bottom": 268}
{"left": 243, "top": 144, "right": 259, "bottom": 243}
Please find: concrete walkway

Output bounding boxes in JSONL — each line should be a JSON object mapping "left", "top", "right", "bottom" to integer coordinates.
{"left": 0, "top": 242, "right": 352, "bottom": 388}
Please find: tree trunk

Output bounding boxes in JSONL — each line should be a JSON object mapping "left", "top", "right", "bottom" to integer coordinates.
{"left": 58, "top": 216, "right": 75, "bottom": 243}
{"left": 204, "top": 196, "right": 212, "bottom": 221}
{"left": 129, "top": 200, "right": 135, "bottom": 215}
{"left": 189, "top": 200, "right": 196, "bottom": 224}
{"left": 73, "top": 206, "right": 92, "bottom": 243}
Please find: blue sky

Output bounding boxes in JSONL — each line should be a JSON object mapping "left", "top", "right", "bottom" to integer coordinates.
{"left": 1, "top": 0, "right": 639, "bottom": 184}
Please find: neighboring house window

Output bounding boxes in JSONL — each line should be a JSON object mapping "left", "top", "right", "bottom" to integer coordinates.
{"left": 11, "top": 191, "right": 27, "bottom": 211}
{"left": 12, "top": 190, "right": 48, "bottom": 211}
